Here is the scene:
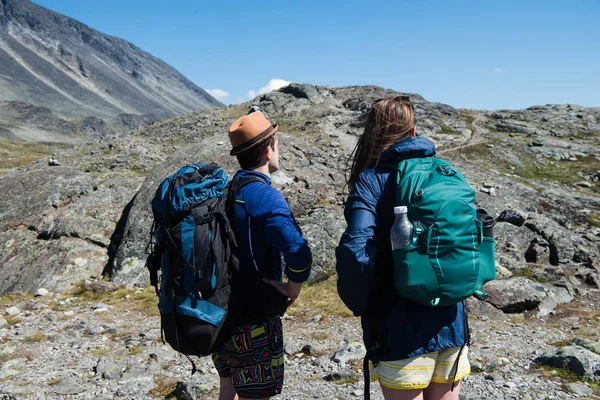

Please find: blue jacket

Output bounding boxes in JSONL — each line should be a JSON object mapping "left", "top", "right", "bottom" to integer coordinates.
{"left": 336, "top": 137, "right": 467, "bottom": 361}
{"left": 232, "top": 170, "right": 312, "bottom": 323}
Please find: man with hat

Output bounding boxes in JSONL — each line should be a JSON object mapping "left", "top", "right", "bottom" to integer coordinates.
{"left": 212, "top": 108, "right": 313, "bottom": 400}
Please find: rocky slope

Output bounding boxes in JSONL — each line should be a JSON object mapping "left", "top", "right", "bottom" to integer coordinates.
{"left": 0, "top": 0, "right": 222, "bottom": 142}
{"left": 0, "top": 277, "right": 598, "bottom": 399}
{"left": 0, "top": 84, "right": 599, "bottom": 398}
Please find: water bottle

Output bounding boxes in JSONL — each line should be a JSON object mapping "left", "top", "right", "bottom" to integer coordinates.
{"left": 390, "top": 206, "right": 413, "bottom": 250}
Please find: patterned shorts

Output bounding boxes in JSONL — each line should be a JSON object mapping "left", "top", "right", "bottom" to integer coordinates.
{"left": 212, "top": 317, "right": 284, "bottom": 399}
{"left": 371, "top": 346, "right": 470, "bottom": 390}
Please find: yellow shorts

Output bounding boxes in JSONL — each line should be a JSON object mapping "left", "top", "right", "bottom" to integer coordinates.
{"left": 370, "top": 346, "right": 470, "bottom": 390}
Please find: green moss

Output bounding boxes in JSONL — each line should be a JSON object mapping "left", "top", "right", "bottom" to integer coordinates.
{"left": 566, "top": 131, "right": 600, "bottom": 141}
{"left": 439, "top": 125, "right": 462, "bottom": 135}
{"left": 148, "top": 376, "right": 179, "bottom": 398}
{"left": 587, "top": 215, "right": 600, "bottom": 228}
{"left": 334, "top": 375, "right": 361, "bottom": 385}
{"left": 453, "top": 142, "right": 600, "bottom": 193}
{"left": 514, "top": 266, "right": 548, "bottom": 283}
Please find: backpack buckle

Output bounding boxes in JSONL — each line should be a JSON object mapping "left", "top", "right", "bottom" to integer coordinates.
{"left": 196, "top": 212, "right": 214, "bottom": 224}
{"left": 437, "top": 165, "right": 457, "bottom": 176}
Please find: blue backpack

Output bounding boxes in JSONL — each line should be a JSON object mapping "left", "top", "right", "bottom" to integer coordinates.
{"left": 146, "top": 163, "right": 262, "bottom": 370}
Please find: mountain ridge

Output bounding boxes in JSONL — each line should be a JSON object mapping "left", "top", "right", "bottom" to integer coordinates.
{"left": 0, "top": 0, "right": 221, "bottom": 130}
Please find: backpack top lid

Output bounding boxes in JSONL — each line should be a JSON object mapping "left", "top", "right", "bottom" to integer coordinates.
{"left": 152, "top": 163, "right": 229, "bottom": 220}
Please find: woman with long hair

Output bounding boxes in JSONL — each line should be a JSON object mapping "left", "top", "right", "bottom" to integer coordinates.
{"left": 336, "top": 96, "right": 470, "bottom": 400}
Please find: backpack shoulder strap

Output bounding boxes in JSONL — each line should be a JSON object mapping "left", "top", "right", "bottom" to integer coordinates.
{"left": 226, "top": 175, "right": 268, "bottom": 231}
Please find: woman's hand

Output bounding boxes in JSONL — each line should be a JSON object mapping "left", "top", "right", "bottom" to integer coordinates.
{"left": 263, "top": 278, "right": 302, "bottom": 307}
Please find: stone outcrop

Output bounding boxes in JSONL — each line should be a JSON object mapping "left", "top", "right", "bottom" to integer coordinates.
{"left": 0, "top": 85, "right": 598, "bottom": 318}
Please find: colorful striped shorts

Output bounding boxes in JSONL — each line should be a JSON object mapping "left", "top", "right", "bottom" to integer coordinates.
{"left": 371, "top": 346, "right": 470, "bottom": 390}
{"left": 212, "top": 317, "right": 284, "bottom": 399}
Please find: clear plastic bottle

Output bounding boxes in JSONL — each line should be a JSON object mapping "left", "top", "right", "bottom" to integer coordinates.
{"left": 390, "top": 206, "right": 413, "bottom": 250}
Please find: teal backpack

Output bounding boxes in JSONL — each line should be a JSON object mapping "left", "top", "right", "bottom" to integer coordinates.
{"left": 387, "top": 157, "right": 496, "bottom": 306}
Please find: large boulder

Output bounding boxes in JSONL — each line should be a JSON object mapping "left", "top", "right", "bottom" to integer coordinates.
{"left": 482, "top": 277, "right": 573, "bottom": 314}
{"left": 0, "top": 165, "right": 139, "bottom": 294}
{"left": 534, "top": 345, "right": 600, "bottom": 380}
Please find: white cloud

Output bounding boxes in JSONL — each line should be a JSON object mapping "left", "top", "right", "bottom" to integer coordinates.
{"left": 258, "top": 78, "right": 291, "bottom": 95}
{"left": 206, "top": 89, "right": 229, "bottom": 102}
{"left": 493, "top": 68, "right": 503, "bottom": 73}
{"left": 246, "top": 79, "right": 291, "bottom": 99}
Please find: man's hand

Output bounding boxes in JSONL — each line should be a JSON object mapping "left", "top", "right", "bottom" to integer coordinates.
{"left": 263, "top": 278, "right": 302, "bottom": 308}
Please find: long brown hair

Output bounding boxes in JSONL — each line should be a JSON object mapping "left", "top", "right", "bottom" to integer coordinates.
{"left": 346, "top": 96, "right": 416, "bottom": 189}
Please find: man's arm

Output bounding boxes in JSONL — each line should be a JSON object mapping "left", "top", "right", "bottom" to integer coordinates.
{"left": 259, "top": 187, "right": 312, "bottom": 303}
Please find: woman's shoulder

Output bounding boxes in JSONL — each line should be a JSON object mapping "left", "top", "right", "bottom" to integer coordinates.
{"left": 352, "top": 167, "right": 391, "bottom": 200}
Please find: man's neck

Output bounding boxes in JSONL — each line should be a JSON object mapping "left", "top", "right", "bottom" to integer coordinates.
{"left": 249, "top": 164, "right": 270, "bottom": 177}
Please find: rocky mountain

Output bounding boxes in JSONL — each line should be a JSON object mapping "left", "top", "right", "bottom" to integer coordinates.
{"left": 0, "top": 84, "right": 599, "bottom": 398}
{"left": 0, "top": 0, "right": 222, "bottom": 141}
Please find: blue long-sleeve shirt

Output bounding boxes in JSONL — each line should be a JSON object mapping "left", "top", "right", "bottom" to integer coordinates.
{"left": 231, "top": 169, "right": 312, "bottom": 322}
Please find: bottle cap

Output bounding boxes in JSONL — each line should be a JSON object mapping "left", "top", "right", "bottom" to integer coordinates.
{"left": 394, "top": 206, "right": 408, "bottom": 214}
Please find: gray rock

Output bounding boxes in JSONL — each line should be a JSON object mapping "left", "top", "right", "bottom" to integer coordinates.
{"left": 50, "top": 377, "right": 85, "bottom": 395}
{"left": 284, "top": 335, "right": 304, "bottom": 355}
{"left": 331, "top": 341, "right": 366, "bottom": 364}
{"left": 0, "top": 317, "right": 7, "bottom": 327}
{"left": 466, "top": 296, "right": 508, "bottom": 321}
{"left": 34, "top": 288, "right": 50, "bottom": 297}
{"left": 573, "top": 338, "right": 600, "bottom": 356}
{"left": 168, "top": 381, "right": 212, "bottom": 400}
{"left": 482, "top": 277, "right": 560, "bottom": 313}
{"left": 141, "top": 328, "right": 161, "bottom": 342}
{"left": 91, "top": 303, "right": 112, "bottom": 312}
{"left": 496, "top": 209, "right": 527, "bottom": 227}
{"left": 308, "top": 315, "right": 323, "bottom": 323}
{"left": 95, "top": 357, "right": 123, "bottom": 380}
{"left": 0, "top": 341, "right": 18, "bottom": 357}
{"left": 534, "top": 345, "right": 600, "bottom": 379}
{"left": 564, "top": 382, "right": 594, "bottom": 396}
{"left": 576, "top": 181, "right": 593, "bottom": 188}
{"left": 324, "top": 370, "right": 357, "bottom": 381}
{"left": 86, "top": 326, "right": 105, "bottom": 335}
{"left": 4, "top": 307, "right": 20, "bottom": 316}
{"left": 0, "top": 369, "right": 19, "bottom": 379}
{"left": 279, "top": 83, "right": 324, "bottom": 104}
{"left": 537, "top": 287, "right": 574, "bottom": 317}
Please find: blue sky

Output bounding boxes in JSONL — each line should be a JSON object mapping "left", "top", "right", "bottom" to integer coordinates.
{"left": 33, "top": 0, "right": 600, "bottom": 110}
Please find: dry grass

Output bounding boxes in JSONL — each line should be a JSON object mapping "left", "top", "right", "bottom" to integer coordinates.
{"left": 22, "top": 331, "right": 46, "bottom": 343}
{"left": 47, "top": 377, "right": 63, "bottom": 386}
{"left": 70, "top": 282, "right": 158, "bottom": 317}
{"left": 310, "top": 331, "right": 336, "bottom": 341}
{"left": 0, "top": 140, "right": 55, "bottom": 171}
{"left": 0, "top": 292, "right": 32, "bottom": 308}
{"left": 91, "top": 348, "right": 112, "bottom": 356}
{"left": 288, "top": 276, "right": 354, "bottom": 318}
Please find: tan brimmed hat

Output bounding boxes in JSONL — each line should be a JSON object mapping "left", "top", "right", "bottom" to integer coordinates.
{"left": 228, "top": 112, "right": 278, "bottom": 156}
